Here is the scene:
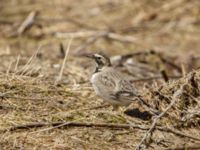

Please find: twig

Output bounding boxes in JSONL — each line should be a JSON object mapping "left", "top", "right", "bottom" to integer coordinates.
{"left": 12, "top": 55, "right": 21, "bottom": 78}
{"left": 156, "top": 126, "right": 200, "bottom": 142}
{"left": 152, "top": 50, "right": 182, "bottom": 73}
{"left": 160, "top": 69, "right": 169, "bottom": 82}
{"left": 58, "top": 43, "right": 65, "bottom": 59}
{"left": 106, "top": 32, "right": 137, "bottom": 43}
{"left": 136, "top": 84, "right": 185, "bottom": 150}
{"left": 17, "top": 45, "right": 41, "bottom": 75}
{"left": 2, "top": 121, "right": 200, "bottom": 142}
{"left": 24, "top": 65, "right": 41, "bottom": 76}
{"left": 3, "top": 122, "right": 143, "bottom": 132}
{"left": 181, "top": 63, "right": 186, "bottom": 77}
{"left": 55, "top": 38, "right": 73, "bottom": 85}
{"left": 6, "top": 61, "right": 13, "bottom": 76}
{"left": 18, "top": 11, "right": 37, "bottom": 35}
{"left": 136, "top": 96, "right": 160, "bottom": 115}
{"left": 55, "top": 31, "right": 98, "bottom": 38}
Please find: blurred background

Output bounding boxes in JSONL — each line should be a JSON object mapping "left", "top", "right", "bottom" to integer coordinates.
{"left": 1, "top": 0, "right": 200, "bottom": 54}
{"left": 1, "top": 0, "right": 200, "bottom": 78}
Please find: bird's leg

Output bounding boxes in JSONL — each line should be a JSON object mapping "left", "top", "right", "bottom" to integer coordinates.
{"left": 112, "top": 104, "right": 120, "bottom": 111}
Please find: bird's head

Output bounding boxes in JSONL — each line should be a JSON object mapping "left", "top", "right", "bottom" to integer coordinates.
{"left": 85, "top": 53, "right": 111, "bottom": 72}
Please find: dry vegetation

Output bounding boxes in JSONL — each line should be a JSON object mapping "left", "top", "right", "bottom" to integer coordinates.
{"left": 1, "top": 0, "right": 200, "bottom": 149}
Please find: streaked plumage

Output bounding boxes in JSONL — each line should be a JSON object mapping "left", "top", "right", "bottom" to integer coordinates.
{"left": 87, "top": 53, "right": 138, "bottom": 109}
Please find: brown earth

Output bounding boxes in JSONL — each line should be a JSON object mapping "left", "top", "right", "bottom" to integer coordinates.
{"left": 0, "top": 0, "right": 200, "bottom": 149}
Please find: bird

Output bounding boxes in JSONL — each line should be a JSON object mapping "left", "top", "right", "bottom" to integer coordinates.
{"left": 85, "top": 53, "right": 158, "bottom": 114}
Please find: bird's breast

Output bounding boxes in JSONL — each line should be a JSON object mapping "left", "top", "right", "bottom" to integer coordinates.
{"left": 90, "top": 73, "right": 102, "bottom": 95}
{"left": 90, "top": 72, "right": 99, "bottom": 85}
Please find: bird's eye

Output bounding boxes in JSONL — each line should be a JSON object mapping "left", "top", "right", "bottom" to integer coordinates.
{"left": 97, "top": 57, "right": 101, "bottom": 60}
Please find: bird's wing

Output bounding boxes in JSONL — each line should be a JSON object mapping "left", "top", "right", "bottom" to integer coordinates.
{"left": 96, "top": 68, "right": 137, "bottom": 102}
{"left": 115, "top": 80, "right": 136, "bottom": 98}
{"left": 110, "top": 79, "right": 138, "bottom": 101}
{"left": 117, "top": 80, "right": 135, "bottom": 93}
{"left": 97, "top": 73, "right": 116, "bottom": 93}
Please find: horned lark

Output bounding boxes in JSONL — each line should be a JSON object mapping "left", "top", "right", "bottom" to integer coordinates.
{"left": 86, "top": 53, "right": 158, "bottom": 114}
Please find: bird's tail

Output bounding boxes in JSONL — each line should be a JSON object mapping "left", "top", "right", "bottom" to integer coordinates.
{"left": 135, "top": 95, "right": 160, "bottom": 115}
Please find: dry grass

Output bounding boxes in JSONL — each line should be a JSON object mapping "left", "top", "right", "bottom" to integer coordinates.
{"left": 1, "top": 0, "right": 200, "bottom": 149}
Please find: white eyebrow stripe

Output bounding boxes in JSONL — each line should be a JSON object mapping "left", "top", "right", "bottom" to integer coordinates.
{"left": 94, "top": 54, "right": 103, "bottom": 58}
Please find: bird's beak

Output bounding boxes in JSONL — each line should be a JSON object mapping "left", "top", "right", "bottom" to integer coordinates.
{"left": 84, "top": 53, "right": 95, "bottom": 59}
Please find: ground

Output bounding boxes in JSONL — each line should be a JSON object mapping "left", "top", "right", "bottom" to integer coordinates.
{"left": 0, "top": 0, "right": 200, "bottom": 150}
